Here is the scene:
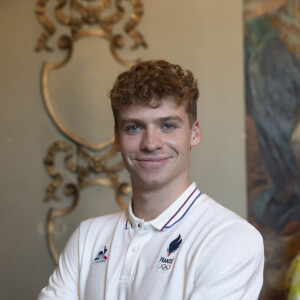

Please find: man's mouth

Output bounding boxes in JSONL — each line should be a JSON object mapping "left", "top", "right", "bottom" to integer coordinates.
{"left": 136, "top": 157, "right": 170, "bottom": 167}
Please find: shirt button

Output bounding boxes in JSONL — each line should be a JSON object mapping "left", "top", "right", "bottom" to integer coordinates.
{"left": 131, "top": 246, "right": 139, "bottom": 253}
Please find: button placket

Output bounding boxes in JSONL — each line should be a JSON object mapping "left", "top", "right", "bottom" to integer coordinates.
{"left": 131, "top": 246, "right": 139, "bottom": 253}
{"left": 119, "top": 224, "right": 153, "bottom": 282}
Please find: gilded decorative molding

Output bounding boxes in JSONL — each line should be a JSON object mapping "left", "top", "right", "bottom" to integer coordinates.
{"left": 44, "top": 141, "right": 129, "bottom": 262}
{"left": 35, "top": 0, "right": 146, "bottom": 264}
{"left": 35, "top": 0, "right": 147, "bottom": 66}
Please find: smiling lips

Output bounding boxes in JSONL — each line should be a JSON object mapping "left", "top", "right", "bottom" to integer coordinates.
{"left": 135, "top": 157, "right": 171, "bottom": 167}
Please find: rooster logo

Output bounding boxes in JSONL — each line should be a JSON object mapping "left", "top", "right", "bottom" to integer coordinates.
{"left": 93, "top": 246, "right": 108, "bottom": 264}
{"left": 167, "top": 235, "right": 182, "bottom": 257}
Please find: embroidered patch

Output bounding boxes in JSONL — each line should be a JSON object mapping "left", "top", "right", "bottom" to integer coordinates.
{"left": 156, "top": 235, "right": 182, "bottom": 272}
{"left": 93, "top": 246, "right": 108, "bottom": 264}
{"left": 167, "top": 234, "right": 182, "bottom": 256}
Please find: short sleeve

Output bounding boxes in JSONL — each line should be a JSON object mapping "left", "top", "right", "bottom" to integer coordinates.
{"left": 190, "top": 221, "right": 264, "bottom": 300}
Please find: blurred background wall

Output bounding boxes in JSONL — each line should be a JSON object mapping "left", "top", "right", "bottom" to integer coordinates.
{"left": 0, "top": 0, "right": 245, "bottom": 299}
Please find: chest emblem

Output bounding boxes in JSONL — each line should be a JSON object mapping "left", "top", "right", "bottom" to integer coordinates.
{"left": 156, "top": 234, "right": 182, "bottom": 272}
{"left": 93, "top": 246, "right": 108, "bottom": 264}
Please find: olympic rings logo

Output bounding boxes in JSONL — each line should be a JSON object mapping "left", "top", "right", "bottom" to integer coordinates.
{"left": 156, "top": 263, "right": 172, "bottom": 272}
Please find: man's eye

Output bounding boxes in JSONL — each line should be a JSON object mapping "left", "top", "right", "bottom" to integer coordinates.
{"left": 162, "top": 123, "right": 175, "bottom": 130}
{"left": 126, "top": 125, "right": 141, "bottom": 132}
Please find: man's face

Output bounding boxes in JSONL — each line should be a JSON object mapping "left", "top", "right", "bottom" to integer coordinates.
{"left": 114, "top": 98, "right": 201, "bottom": 191}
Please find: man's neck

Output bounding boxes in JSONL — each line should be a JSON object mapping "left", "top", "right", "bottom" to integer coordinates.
{"left": 131, "top": 177, "right": 191, "bottom": 221}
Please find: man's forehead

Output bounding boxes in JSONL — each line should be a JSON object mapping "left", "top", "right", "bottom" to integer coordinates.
{"left": 118, "top": 101, "right": 186, "bottom": 119}
{"left": 121, "top": 97, "right": 184, "bottom": 111}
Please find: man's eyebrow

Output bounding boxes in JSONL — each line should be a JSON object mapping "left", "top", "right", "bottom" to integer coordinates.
{"left": 120, "top": 116, "right": 183, "bottom": 126}
{"left": 119, "top": 119, "right": 145, "bottom": 127}
{"left": 157, "top": 116, "right": 183, "bottom": 124}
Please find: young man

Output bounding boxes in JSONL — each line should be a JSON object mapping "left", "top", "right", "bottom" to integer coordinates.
{"left": 38, "top": 60, "right": 264, "bottom": 299}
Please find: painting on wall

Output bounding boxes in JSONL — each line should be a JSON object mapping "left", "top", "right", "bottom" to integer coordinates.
{"left": 244, "top": 0, "right": 300, "bottom": 298}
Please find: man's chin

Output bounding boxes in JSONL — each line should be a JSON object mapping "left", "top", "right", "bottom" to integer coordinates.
{"left": 134, "top": 176, "right": 165, "bottom": 189}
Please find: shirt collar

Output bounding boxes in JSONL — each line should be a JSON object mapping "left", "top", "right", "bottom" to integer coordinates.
{"left": 126, "top": 182, "right": 202, "bottom": 231}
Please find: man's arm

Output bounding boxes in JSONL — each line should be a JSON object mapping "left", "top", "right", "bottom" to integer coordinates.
{"left": 38, "top": 225, "right": 81, "bottom": 300}
{"left": 190, "top": 222, "right": 264, "bottom": 300}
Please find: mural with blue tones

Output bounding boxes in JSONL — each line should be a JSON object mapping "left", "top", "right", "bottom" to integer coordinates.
{"left": 244, "top": 0, "right": 300, "bottom": 298}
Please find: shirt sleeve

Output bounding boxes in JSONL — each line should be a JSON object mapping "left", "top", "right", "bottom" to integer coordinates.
{"left": 37, "top": 225, "right": 81, "bottom": 300}
{"left": 190, "top": 221, "right": 264, "bottom": 300}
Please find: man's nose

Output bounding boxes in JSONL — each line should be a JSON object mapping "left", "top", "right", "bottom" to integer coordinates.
{"left": 140, "top": 129, "right": 163, "bottom": 151}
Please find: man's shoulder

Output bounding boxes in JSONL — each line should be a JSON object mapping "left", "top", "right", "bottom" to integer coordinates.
{"left": 191, "top": 193, "right": 264, "bottom": 274}
{"left": 193, "top": 192, "right": 262, "bottom": 242}
{"left": 78, "top": 210, "right": 126, "bottom": 233}
{"left": 186, "top": 193, "right": 264, "bottom": 298}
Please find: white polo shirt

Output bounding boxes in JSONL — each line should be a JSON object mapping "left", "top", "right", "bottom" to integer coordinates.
{"left": 38, "top": 183, "right": 264, "bottom": 300}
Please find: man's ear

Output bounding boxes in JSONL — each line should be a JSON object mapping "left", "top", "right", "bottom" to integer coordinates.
{"left": 114, "top": 126, "right": 121, "bottom": 152}
{"left": 190, "top": 120, "right": 202, "bottom": 146}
